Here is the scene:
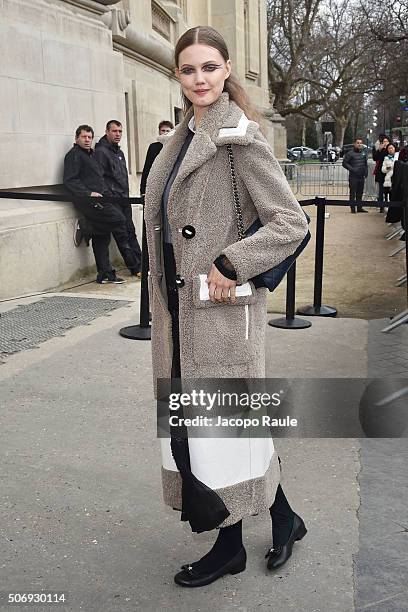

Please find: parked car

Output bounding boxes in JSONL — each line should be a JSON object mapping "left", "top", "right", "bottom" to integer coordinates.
{"left": 289, "top": 146, "right": 319, "bottom": 160}
{"left": 287, "top": 148, "right": 299, "bottom": 162}
{"left": 340, "top": 143, "right": 368, "bottom": 157}
{"left": 318, "top": 146, "right": 339, "bottom": 162}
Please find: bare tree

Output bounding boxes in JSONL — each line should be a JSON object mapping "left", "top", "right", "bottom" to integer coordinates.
{"left": 360, "top": 0, "right": 408, "bottom": 42}
{"left": 359, "top": 0, "right": 408, "bottom": 133}
{"left": 315, "top": 0, "right": 380, "bottom": 145}
{"left": 267, "top": 0, "right": 324, "bottom": 115}
{"left": 267, "top": 0, "right": 386, "bottom": 145}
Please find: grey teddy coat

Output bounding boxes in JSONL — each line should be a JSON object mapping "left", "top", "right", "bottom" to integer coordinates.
{"left": 144, "top": 92, "right": 308, "bottom": 526}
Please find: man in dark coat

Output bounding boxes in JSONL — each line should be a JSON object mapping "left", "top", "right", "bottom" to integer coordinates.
{"left": 95, "top": 120, "right": 141, "bottom": 276}
{"left": 140, "top": 120, "right": 174, "bottom": 195}
{"left": 342, "top": 137, "right": 368, "bottom": 213}
{"left": 63, "top": 124, "right": 139, "bottom": 283}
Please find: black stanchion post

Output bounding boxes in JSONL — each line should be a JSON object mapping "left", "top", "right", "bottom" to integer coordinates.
{"left": 119, "top": 201, "right": 151, "bottom": 340}
{"left": 297, "top": 196, "right": 337, "bottom": 317}
{"left": 268, "top": 262, "right": 312, "bottom": 329}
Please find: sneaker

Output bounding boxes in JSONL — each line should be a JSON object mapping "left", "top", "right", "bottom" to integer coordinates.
{"left": 96, "top": 271, "right": 125, "bottom": 284}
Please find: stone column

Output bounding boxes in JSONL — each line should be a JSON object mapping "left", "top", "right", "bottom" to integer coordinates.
{"left": 263, "top": 100, "right": 288, "bottom": 161}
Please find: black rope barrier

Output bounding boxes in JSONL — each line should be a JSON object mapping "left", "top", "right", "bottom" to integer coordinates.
{"left": 2, "top": 190, "right": 406, "bottom": 331}
{"left": 0, "top": 189, "right": 150, "bottom": 340}
{"left": 0, "top": 190, "right": 143, "bottom": 205}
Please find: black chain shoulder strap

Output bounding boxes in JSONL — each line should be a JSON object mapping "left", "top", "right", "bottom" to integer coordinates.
{"left": 226, "top": 144, "right": 245, "bottom": 241}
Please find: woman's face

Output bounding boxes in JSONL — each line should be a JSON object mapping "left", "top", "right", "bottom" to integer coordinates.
{"left": 388, "top": 144, "right": 395, "bottom": 155}
{"left": 176, "top": 44, "right": 231, "bottom": 111}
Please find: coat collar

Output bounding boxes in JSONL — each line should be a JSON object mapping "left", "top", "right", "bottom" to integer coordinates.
{"left": 96, "top": 135, "right": 120, "bottom": 153}
{"left": 144, "top": 93, "right": 259, "bottom": 221}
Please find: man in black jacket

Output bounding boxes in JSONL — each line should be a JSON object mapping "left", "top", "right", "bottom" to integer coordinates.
{"left": 95, "top": 120, "right": 141, "bottom": 275}
{"left": 63, "top": 124, "right": 139, "bottom": 283}
{"left": 342, "top": 137, "right": 368, "bottom": 213}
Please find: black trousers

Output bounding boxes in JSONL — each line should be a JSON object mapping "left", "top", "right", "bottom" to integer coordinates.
{"left": 77, "top": 201, "right": 139, "bottom": 275}
{"left": 383, "top": 186, "right": 391, "bottom": 203}
{"left": 377, "top": 181, "right": 385, "bottom": 204}
{"left": 91, "top": 227, "right": 136, "bottom": 275}
{"left": 349, "top": 176, "right": 365, "bottom": 210}
{"left": 113, "top": 202, "right": 142, "bottom": 273}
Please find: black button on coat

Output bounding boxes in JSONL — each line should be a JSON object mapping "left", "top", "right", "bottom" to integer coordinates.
{"left": 182, "top": 225, "right": 196, "bottom": 239}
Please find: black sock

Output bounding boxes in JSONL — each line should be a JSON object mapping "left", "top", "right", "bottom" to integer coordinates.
{"left": 191, "top": 520, "right": 243, "bottom": 574}
{"left": 269, "top": 484, "right": 295, "bottom": 547}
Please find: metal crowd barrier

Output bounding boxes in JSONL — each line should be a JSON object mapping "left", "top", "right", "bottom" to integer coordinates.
{"left": 280, "top": 160, "right": 378, "bottom": 199}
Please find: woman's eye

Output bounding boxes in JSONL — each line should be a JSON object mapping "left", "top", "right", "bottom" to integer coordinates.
{"left": 179, "top": 65, "right": 219, "bottom": 75}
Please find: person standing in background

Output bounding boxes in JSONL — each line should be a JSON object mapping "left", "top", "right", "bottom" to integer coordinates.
{"left": 140, "top": 121, "right": 174, "bottom": 196}
{"left": 64, "top": 125, "right": 138, "bottom": 284}
{"left": 342, "top": 137, "right": 368, "bottom": 213}
{"left": 372, "top": 134, "right": 390, "bottom": 212}
{"left": 95, "top": 120, "right": 141, "bottom": 276}
{"left": 382, "top": 143, "right": 399, "bottom": 204}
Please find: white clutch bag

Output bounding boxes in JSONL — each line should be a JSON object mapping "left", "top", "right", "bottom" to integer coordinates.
{"left": 199, "top": 274, "right": 252, "bottom": 301}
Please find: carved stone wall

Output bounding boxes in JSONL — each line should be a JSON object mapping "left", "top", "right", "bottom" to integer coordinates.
{"left": 0, "top": 0, "right": 125, "bottom": 189}
{"left": 0, "top": 0, "right": 287, "bottom": 299}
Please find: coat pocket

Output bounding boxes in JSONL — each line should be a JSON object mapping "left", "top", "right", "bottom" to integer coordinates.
{"left": 191, "top": 276, "right": 255, "bottom": 366}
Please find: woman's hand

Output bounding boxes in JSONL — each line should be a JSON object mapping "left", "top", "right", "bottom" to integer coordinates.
{"left": 206, "top": 264, "right": 237, "bottom": 303}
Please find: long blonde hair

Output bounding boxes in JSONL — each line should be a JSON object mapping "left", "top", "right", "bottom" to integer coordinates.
{"left": 174, "top": 26, "right": 259, "bottom": 122}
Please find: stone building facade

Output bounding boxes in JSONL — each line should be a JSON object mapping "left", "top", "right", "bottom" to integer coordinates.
{"left": 0, "top": 0, "right": 286, "bottom": 299}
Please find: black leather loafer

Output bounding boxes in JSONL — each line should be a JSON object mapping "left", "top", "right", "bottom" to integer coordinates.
{"left": 174, "top": 547, "right": 247, "bottom": 587}
{"left": 266, "top": 513, "right": 307, "bottom": 571}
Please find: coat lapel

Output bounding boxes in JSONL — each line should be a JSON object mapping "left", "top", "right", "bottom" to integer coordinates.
{"left": 166, "top": 93, "right": 232, "bottom": 210}
{"left": 144, "top": 93, "right": 260, "bottom": 284}
{"left": 144, "top": 92, "right": 259, "bottom": 223}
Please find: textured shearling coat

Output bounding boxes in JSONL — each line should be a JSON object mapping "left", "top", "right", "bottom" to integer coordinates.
{"left": 144, "top": 92, "right": 308, "bottom": 526}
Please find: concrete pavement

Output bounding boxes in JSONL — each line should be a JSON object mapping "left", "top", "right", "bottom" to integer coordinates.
{"left": 1, "top": 282, "right": 407, "bottom": 611}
